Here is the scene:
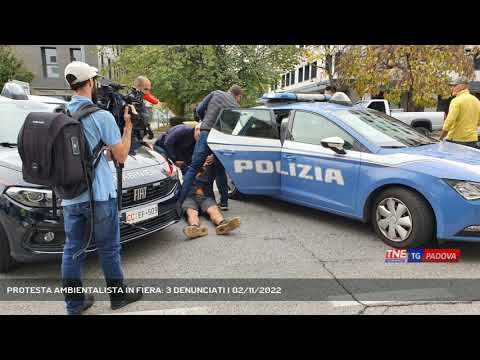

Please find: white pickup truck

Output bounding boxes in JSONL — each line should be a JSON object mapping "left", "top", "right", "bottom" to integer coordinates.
{"left": 357, "top": 99, "right": 445, "bottom": 135}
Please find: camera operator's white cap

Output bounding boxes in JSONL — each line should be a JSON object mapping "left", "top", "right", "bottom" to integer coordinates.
{"left": 64, "top": 61, "right": 99, "bottom": 85}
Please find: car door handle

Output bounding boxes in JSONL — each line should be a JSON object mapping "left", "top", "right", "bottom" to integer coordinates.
{"left": 220, "top": 150, "right": 236, "bottom": 156}
{"left": 283, "top": 154, "right": 296, "bottom": 160}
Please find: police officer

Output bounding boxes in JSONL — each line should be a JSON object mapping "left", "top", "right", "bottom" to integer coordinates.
{"left": 154, "top": 123, "right": 201, "bottom": 172}
{"left": 179, "top": 85, "right": 244, "bottom": 211}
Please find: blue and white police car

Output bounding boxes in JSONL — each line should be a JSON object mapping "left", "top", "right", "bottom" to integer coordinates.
{"left": 207, "top": 92, "right": 480, "bottom": 248}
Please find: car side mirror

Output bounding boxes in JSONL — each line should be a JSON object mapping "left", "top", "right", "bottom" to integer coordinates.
{"left": 320, "top": 136, "right": 346, "bottom": 155}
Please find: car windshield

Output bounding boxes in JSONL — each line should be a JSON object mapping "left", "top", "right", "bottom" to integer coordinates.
{"left": 0, "top": 100, "right": 53, "bottom": 144}
{"left": 333, "top": 109, "right": 438, "bottom": 148}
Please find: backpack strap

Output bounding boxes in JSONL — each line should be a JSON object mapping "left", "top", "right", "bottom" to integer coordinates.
{"left": 71, "top": 103, "right": 106, "bottom": 170}
{"left": 71, "top": 103, "right": 102, "bottom": 121}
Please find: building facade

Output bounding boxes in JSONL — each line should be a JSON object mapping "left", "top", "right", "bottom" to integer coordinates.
{"left": 271, "top": 45, "right": 360, "bottom": 100}
{"left": 274, "top": 45, "right": 480, "bottom": 107}
{"left": 11, "top": 45, "right": 99, "bottom": 98}
{"left": 273, "top": 45, "right": 336, "bottom": 94}
{"left": 97, "top": 45, "right": 123, "bottom": 81}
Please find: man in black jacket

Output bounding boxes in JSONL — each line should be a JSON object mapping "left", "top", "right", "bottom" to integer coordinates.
{"left": 154, "top": 124, "right": 200, "bottom": 172}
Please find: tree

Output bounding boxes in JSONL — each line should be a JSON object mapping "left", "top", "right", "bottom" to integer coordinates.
{"left": 113, "top": 45, "right": 300, "bottom": 116}
{"left": 218, "top": 45, "right": 301, "bottom": 106}
{"left": 0, "top": 46, "right": 34, "bottom": 90}
{"left": 336, "top": 45, "right": 477, "bottom": 111}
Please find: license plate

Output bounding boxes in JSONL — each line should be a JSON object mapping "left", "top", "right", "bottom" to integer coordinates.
{"left": 125, "top": 203, "right": 159, "bottom": 224}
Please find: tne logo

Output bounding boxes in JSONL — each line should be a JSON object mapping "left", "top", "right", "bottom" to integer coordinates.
{"left": 385, "top": 249, "right": 408, "bottom": 263}
{"left": 385, "top": 248, "right": 461, "bottom": 263}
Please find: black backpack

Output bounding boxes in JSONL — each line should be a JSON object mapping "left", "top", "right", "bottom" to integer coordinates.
{"left": 17, "top": 103, "right": 105, "bottom": 200}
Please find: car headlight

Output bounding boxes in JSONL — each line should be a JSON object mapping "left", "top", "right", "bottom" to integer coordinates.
{"left": 5, "top": 187, "right": 61, "bottom": 208}
{"left": 148, "top": 148, "right": 179, "bottom": 179}
{"left": 172, "top": 164, "right": 182, "bottom": 184}
{"left": 445, "top": 180, "right": 480, "bottom": 200}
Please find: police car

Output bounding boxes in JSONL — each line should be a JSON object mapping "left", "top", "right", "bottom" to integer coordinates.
{"left": 207, "top": 92, "right": 480, "bottom": 248}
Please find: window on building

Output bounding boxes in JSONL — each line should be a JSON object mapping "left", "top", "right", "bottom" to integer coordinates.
{"left": 304, "top": 64, "right": 310, "bottom": 80}
{"left": 334, "top": 53, "right": 342, "bottom": 72}
{"left": 41, "top": 47, "right": 60, "bottom": 79}
{"left": 325, "top": 55, "right": 333, "bottom": 75}
{"left": 286, "top": 73, "right": 290, "bottom": 86}
{"left": 475, "top": 56, "right": 480, "bottom": 70}
{"left": 281, "top": 74, "right": 286, "bottom": 88}
{"left": 311, "top": 61, "right": 318, "bottom": 79}
{"left": 70, "top": 48, "right": 82, "bottom": 62}
{"left": 298, "top": 67, "right": 304, "bottom": 83}
{"left": 290, "top": 71, "right": 295, "bottom": 85}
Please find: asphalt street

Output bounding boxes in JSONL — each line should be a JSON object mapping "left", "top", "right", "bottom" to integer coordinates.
{"left": 2, "top": 191, "right": 480, "bottom": 315}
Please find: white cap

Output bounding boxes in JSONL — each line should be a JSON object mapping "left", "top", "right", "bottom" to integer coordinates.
{"left": 64, "top": 61, "right": 98, "bottom": 85}
{"left": 449, "top": 74, "right": 469, "bottom": 86}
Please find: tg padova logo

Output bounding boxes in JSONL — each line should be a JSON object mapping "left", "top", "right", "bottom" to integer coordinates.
{"left": 385, "top": 249, "right": 461, "bottom": 263}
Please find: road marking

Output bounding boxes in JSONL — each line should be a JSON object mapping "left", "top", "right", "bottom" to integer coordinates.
{"left": 328, "top": 287, "right": 455, "bottom": 307}
{"left": 329, "top": 300, "right": 392, "bottom": 307}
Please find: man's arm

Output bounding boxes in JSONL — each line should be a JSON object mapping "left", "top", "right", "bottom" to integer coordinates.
{"left": 196, "top": 92, "right": 214, "bottom": 120}
{"left": 109, "top": 106, "right": 135, "bottom": 163}
{"left": 440, "top": 101, "right": 459, "bottom": 140}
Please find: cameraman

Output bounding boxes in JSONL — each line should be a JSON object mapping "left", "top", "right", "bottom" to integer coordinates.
{"left": 62, "top": 61, "right": 142, "bottom": 315}
{"left": 133, "top": 75, "right": 155, "bottom": 147}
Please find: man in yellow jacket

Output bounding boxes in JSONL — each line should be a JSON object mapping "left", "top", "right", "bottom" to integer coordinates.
{"left": 440, "top": 76, "right": 480, "bottom": 148}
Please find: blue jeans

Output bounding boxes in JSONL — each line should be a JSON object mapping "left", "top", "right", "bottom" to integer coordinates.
{"left": 179, "top": 130, "right": 228, "bottom": 206}
{"left": 62, "top": 197, "right": 124, "bottom": 315}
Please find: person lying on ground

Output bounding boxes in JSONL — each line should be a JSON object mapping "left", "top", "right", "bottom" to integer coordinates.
{"left": 182, "top": 156, "right": 240, "bottom": 239}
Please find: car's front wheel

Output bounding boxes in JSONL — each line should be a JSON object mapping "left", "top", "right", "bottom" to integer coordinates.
{"left": 226, "top": 174, "right": 242, "bottom": 200}
{"left": 0, "top": 225, "right": 16, "bottom": 273}
{"left": 372, "top": 187, "right": 434, "bottom": 248}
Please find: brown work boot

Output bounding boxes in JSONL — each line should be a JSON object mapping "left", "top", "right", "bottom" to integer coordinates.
{"left": 183, "top": 224, "right": 208, "bottom": 239}
{"left": 216, "top": 217, "right": 241, "bottom": 235}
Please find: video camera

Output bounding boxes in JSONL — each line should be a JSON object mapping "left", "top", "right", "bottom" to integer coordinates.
{"left": 95, "top": 77, "right": 153, "bottom": 141}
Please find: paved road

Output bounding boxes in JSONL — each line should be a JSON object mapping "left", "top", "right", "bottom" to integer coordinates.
{"left": 2, "top": 193, "right": 480, "bottom": 315}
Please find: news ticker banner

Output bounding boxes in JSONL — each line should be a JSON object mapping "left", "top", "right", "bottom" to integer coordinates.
{"left": 1, "top": 278, "right": 480, "bottom": 302}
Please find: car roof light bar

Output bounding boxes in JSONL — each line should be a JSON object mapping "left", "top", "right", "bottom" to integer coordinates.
{"left": 259, "top": 92, "right": 329, "bottom": 103}
{"left": 259, "top": 92, "right": 352, "bottom": 106}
